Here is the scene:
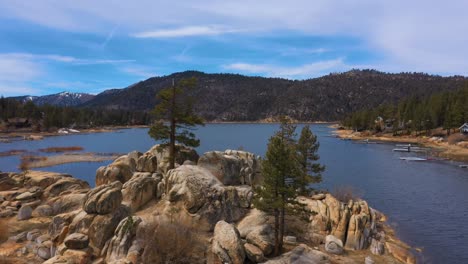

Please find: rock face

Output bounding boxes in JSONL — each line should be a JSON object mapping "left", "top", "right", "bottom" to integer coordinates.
{"left": 103, "top": 216, "right": 142, "bottom": 263}
{"left": 212, "top": 221, "right": 245, "bottom": 264}
{"left": 83, "top": 181, "right": 123, "bottom": 215}
{"left": 148, "top": 144, "right": 199, "bottom": 173}
{"left": 136, "top": 152, "right": 158, "bottom": 172}
{"left": 165, "top": 165, "right": 250, "bottom": 228}
{"left": 300, "top": 194, "right": 377, "bottom": 251}
{"left": 122, "top": 173, "right": 158, "bottom": 212}
{"left": 264, "top": 244, "right": 330, "bottom": 264}
{"left": 198, "top": 150, "right": 261, "bottom": 186}
{"left": 95, "top": 154, "right": 137, "bottom": 186}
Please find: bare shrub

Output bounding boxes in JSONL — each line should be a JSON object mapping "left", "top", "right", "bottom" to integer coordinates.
{"left": 140, "top": 215, "right": 205, "bottom": 264}
{"left": 332, "top": 186, "right": 363, "bottom": 203}
{"left": 448, "top": 133, "right": 467, "bottom": 145}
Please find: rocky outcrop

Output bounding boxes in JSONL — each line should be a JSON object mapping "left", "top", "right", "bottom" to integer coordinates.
{"left": 102, "top": 216, "right": 142, "bottom": 263}
{"left": 95, "top": 154, "right": 138, "bottom": 186}
{"left": 136, "top": 152, "right": 158, "bottom": 172}
{"left": 212, "top": 221, "right": 245, "bottom": 264}
{"left": 122, "top": 173, "right": 159, "bottom": 212}
{"left": 83, "top": 181, "right": 123, "bottom": 215}
{"left": 300, "top": 194, "right": 377, "bottom": 251}
{"left": 264, "top": 244, "right": 330, "bottom": 264}
{"left": 198, "top": 150, "right": 261, "bottom": 186}
{"left": 165, "top": 165, "right": 250, "bottom": 228}
{"left": 148, "top": 144, "right": 199, "bottom": 173}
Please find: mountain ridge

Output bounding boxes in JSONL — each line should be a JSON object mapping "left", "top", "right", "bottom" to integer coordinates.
{"left": 8, "top": 70, "right": 468, "bottom": 121}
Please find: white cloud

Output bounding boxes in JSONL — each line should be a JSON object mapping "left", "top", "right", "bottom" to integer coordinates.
{"left": 224, "top": 58, "right": 348, "bottom": 78}
{"left": 0, "top": 1, "right": 468, "bottom": 75}
{"left": 132, "top": 25, "right": 241, "bottom": 38}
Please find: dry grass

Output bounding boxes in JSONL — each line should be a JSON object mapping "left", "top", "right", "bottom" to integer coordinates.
{"left": 448, "top": 133, "right": 467, "bottom": 145}
{"left": 38, "top": 146, "right": 84, "bottom": 153}
{"left": 332, "top": 186, "right": 363, "bottom": 203}
{"left": 140, "top": 215, "right": 205, "bottom": 264}
{"left": 0, "top": 220, "right": 8, "bottom": 243}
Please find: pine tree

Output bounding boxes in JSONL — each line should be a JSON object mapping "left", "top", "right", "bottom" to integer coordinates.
{"left": 148, "top": 77, "right": 204, "bottom": 169}
{"left": 253, "top": 118, "right": 313, "bottom": 256}
{"left": 296, "top": 125, "right": 325, "bottom": 195}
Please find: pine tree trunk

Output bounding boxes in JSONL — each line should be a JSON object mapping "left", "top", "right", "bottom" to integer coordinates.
{"left": 274, "top": 208, "right": 280, "bottom": 256}
{"left": 169, "top": 84, "right": 176, "bottom": 170}
{"left": 279, "top": 199, "right": 285, "bottom": 253}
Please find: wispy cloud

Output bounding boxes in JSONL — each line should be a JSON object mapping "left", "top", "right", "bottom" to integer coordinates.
{"left": 101, "top": 25, "right": 119, "bottom": 48}
{"left": 1, "top": 53, "right": 134, "bottom": 65}
{"left": 223, "top": 58, "right": 348, "bottom": 78}
{"left": 119, "top": 65, "right": 158, "bottom": 78}
{"left": 132, "top": 25, "right": 242, "bottom": 38}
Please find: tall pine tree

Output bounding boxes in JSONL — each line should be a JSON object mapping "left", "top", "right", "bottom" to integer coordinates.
{"left": 148, "top": 77, "right": 204, "bottom": 169}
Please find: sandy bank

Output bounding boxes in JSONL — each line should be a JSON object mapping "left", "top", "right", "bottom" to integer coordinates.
{"left": 22, "top": 153, "right": 120, "bottom": 169}
{"left": 334, "top": 129, "right": 468, "bottom": 162}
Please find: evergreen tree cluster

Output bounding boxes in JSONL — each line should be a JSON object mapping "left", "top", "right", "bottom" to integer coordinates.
{"left": 254, "top": 118, "right": 324, "bottom": 255}
{"left": 0, "top": 97, "right": 150, "bottom": 131}
{"left": 342, "top": 85, "right": 468, "bottom": 135}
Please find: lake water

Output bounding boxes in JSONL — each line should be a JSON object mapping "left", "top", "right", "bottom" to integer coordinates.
{"left": 1, "top": 124, "right": 467, "bottom": 263}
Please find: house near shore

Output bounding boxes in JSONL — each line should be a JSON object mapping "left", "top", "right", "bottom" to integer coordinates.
{"left": 459, "top": 123, "right": 468, "bottom": 134}
{"left": 7, "top": 118, "right": 30, "bottom": 128}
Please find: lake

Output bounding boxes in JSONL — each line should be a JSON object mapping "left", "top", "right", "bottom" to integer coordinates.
{"left": 1, "top": 124, "right": 467, "bottom": 263}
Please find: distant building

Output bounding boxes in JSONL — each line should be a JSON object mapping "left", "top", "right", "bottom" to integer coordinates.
{"left": 459, "top": 123, "right": 468, "bottom": 134}
{"left": 7, "top": 118, "right": 30, "bottom": 128}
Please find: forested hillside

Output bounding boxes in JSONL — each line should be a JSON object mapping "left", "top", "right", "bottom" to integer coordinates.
{"left": 80, "top": 70, "right": 467, "bottom": 121}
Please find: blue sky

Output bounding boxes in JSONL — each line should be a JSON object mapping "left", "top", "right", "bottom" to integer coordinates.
{"left": 0, "top": 0, "right": 467, "bottom": 96}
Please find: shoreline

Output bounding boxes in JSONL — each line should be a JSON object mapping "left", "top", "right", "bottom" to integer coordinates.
{"left": 334, "top": 128, "right": 468, "bottom": 162}
{"left": 0, "top": 122, "right": 338, "bottom": 141}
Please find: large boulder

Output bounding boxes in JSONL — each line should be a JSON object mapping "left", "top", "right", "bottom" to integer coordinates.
{"left": 136, "top": 153, "right": 158, "bottom": 172}
{"left": 17, "top": 205, "right": 33, "bottom": 220}
{"left": 148, "top": 144, "right": 199, "bottom": 173}
{"left": 246, "top": 224, "right": 275, "bottom": 256}
{"left": 263, "top": 244, "right": 330, "bottom": 264}
{"left": 95, "top": 155, "right": 136, "bottom": 186}
{"left": 103, "top": 216, "right": 142, "bottom": 263}
{"left": 122, "top": 173, "right": 158, "bottom": 212}
{"left": 324, "top": 235, "right": 344, "bottom": 255}
{"left": 83, "top": 181, "right": 123, "bottom": 215}
{"left": 43, "top": 177, "right": 90, "bottom": 198}
{"left": 49, "top": 193, "right": 87, "bottom": 215}
{"left": 165, "top": 165, "right": 247, "bottom": 228}
{"left": 212, "top": 221, "right": 245, "bottom": 264}
{"left": 244, "top": 243, "right": 265, "bottom": 263}
{"left": 237, "top": 209, "right": 268, "bottom": 238}
{"left": 64, "top": 233, "right": 89, "bottom": 250}
{"left": 198, "top": 150, "right": 261, "bottom": 186}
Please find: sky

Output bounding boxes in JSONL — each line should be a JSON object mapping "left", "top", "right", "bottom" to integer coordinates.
{"left": 0, "top": 0, "right": 467, "bottom": 96}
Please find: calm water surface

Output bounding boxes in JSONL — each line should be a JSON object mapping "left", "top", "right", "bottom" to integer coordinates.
{"left": 1, "top": 124, "right": 467, "bottom": 263}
